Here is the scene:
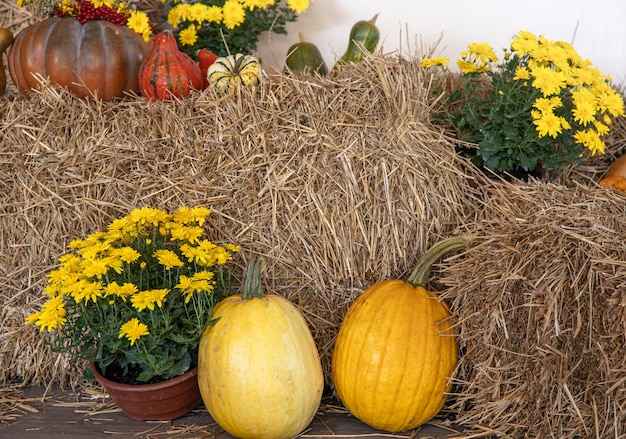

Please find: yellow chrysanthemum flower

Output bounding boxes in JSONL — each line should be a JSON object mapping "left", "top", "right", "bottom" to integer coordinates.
{"left": 533, "top": 112, "right": 565, "bottom": 138}
{"left": 170, "top": 224, "right": 204, "bottom": 243}
{"left": 466, "top": 42, "right": 498, "bottom": 65}
{"left": 179, "top": 25, "right": 199, "bottom": 46}
{"left": 27, "top": 295, "right": 67, "bottom": 332}
{"left": 104, "top": 281, "right": 137, "bottom": 301}
{"left": 457, "top": 59, "right": 480, "bottom": 75}
{"left": 513, "top": 66, "right": 531, "bottom": 81}
{"left": 71, "top": 280, "right": 104, "bottom": 303}
{"left": 154, "top": 249, "right": 184, "bottom": 270}
{"left": 574, "top": 129, "right": 606, "bottom": 155}
{"left": 127, "top": 10, "right": 152, "bottom": 42}
{"left": 131, "top": 289, "right": 169, "bottom": 311}
{"left": 420, "top": 57, "right": 449, "bottom": 69}
{"left": 111, "top": 246, "right": 141, "bottom": 264}
{"left": 176, "top": 271, "right": 215, "bottom": 303}
{"left": 119, "top": 318, "right": 149, "bottom": 346}
{"left": 572, "top": 100, "right": 597, "bottom": 126}
{"left": 287, "top": 0, "right": 309, "bottom": 14}
{"left": 222, "top": 0, "right": 246, "bottom": 29}
{"left": 531, "top": 66, "right": 567, "bottom": 97}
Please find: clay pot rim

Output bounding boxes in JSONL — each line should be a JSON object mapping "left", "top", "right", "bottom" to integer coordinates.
{"left": 89, "top": 362, "right": 198, "bottom": 391}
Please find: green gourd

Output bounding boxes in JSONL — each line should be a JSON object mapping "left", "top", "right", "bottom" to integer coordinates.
{"left": 285, "top": 33, "right": 327, "bottom": 76}
{"left": 338, "top": 14, "right": 380, "bottom": 65}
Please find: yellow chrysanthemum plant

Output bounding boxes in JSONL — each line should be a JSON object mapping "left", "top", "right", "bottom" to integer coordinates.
{"left": 422, "top": 31, "right": 625, "bottom": 179}
{"left": 17, "top": 0, "right": 153, "bottom": 42}
{"left": 26, "top": 207, "right": 240, "bottom": 384}
{"left": 166, "top": 0, "right": 311, "bottom": 58}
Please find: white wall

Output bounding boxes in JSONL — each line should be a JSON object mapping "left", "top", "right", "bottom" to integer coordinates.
{"left": 255, "top": 0, "right": 626, "bottom": 85}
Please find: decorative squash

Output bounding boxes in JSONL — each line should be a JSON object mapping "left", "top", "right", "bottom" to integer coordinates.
{"left": 138, "top": 31, "right": 204, "bottom": 101}
{"left": 599, "top": 154, "right": 626, "bottom": 192}
{"left": 7, "top": 18, "right": 149, "bottom": 101}
{"left": 197, "top": 48, "right": 219, "bottom": 89}
{"left": 0, "top": 28, "right": 13, "bottom": 95}
{"left": 207, "top": 53, "right": 261, "bottom": 91}
{"left": 337, "top": 14, "right": 380, "bottom": 65}
{"left": 198, "top": 258, "right": 324, "bottom": 439}
{"left": 599, "top": 175, "right": 626, "bottom": 192}
{"left": 285, "top": 33, "right": 327, "bottom": 76}
{"left": 331, "top": 237, "right": 468, "bottom": 432}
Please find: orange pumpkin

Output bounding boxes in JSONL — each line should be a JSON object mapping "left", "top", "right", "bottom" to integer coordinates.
{"left": 599, "top": 155, "right": 626, "bottom": 192}
{"left": 331, "top": 237, "right": 467, "bottom": 432}
{"left": 7, "top": 18, "right": 150, "bottom": 101}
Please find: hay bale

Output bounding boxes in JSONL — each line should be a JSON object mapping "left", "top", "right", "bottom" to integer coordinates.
{"left": 440, "top": 182, "right": 626, "bottom": 438}
{"left": 0, "top": 55, "right": 477, "bottom": 387}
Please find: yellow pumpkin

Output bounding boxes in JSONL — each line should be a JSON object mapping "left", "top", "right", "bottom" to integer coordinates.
{"left": 198, "top": 258, "right": 324, "bottom": 439}
{"left": 207, "top": 53, "right": 261, "bottom": 91}
{"left": 331, "top": 237, "right": 468, "bottom": 432}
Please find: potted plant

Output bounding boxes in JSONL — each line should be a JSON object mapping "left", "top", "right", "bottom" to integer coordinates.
{"left": 9, "top": 0, "right": 154, "bottom": 100}
{"left": 422, "top": 30, "right": 625, "bottom": 181}
{"left": 165, "top": 0, "right": 312, "bottom": 58}
{"left": 26, "top": 206, "right": 240, "bottom": 421}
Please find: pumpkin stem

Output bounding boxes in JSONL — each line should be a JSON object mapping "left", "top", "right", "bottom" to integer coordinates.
{"left": 242, "top": 257, "right": 264, "bottom": 300}
{"left": 232, "top": 54, "right": 247, "bottom": 75}
{"left": 406, "top": 237, "right": 468, "bottom": 288}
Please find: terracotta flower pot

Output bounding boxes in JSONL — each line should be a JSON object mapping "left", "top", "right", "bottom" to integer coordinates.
{"left": 90, "top": 362, "right": 202, "bottom": 421}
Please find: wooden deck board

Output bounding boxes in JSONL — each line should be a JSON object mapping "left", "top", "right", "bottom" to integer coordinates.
{"left": 0, "top": 386, "right": 468, "bottom": 439}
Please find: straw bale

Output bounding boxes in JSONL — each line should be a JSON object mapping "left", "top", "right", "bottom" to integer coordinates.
{"left": 440, "top": 182, "right": 626, "bottom": 438}
{"left": 3, "top": 3, "right": 626, "bottom": 434}
{"left": 0, "top": 53, "right": 477, "bottom": 387}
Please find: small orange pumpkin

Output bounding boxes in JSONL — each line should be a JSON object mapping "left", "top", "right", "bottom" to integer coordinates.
{"left": 599, "top": 154, "right": 626, "bottom": 192}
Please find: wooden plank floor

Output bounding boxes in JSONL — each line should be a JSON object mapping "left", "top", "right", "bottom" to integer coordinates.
{"left": 1, "top": 386, "right": 470, "bottom": 439}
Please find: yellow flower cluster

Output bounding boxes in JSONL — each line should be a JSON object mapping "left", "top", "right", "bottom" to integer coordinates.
{"left": 456, "top": 42, "right": 498, "bottom": 74}
{"left": 511, "top": 31, "right": 623, "bottom": 154}
{"left": 17, "top": 0, "right": 153, "bottom": 42}
{"left": 26, "top": 206, "right": 240, "bottom": 347}
{"left": 421, "top": 30, "right": 625, "bottom": 163}
{"left": 167, "top": 0, "right": 310, "bottom": 46}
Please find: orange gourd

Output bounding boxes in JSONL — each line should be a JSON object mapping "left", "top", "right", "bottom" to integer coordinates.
{"left": 138, "top": 31, "right": 203, "bottom": 101}
{"left": 197, "top": 48, "right": 218, "bottom": 89}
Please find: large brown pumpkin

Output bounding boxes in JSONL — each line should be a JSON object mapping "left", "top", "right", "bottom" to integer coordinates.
{"left": 7, "top": 18, "right": 150, "bottom": 101}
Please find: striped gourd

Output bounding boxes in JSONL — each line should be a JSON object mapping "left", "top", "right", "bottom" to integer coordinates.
{"left": 207, "top": 53, "right": 261, "bottom": 91}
